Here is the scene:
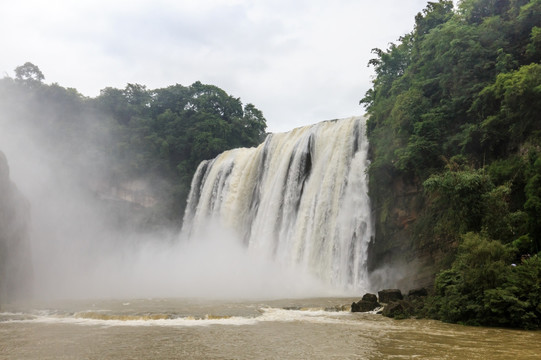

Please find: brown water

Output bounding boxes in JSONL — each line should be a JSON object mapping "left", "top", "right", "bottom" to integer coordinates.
{"left": 1, "top": 297, "right": 540, "bottom": 359}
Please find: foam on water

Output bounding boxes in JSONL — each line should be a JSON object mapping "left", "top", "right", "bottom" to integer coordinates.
{"left": 1, "top": 305, "right": 360, "bottom": 328}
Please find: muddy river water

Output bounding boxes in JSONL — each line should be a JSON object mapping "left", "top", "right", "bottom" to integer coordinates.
{"left": 1, "top": 297, "right": 540, "bottom": 359}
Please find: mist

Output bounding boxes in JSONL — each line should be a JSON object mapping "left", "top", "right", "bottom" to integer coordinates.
{"left": 66, "top": 227, "right": 336, "bottom": 300}
{"left": 0, "top": 131, "right": 335, "bottom": 300}
{"left": 0, "top": 91, "right": 343, "bottom": 301}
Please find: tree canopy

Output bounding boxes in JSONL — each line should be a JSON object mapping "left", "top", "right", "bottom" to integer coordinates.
{"left": 362, "top": 0, "right": 541, "bottom": 328}
{"left": 0, "top": 63, "right": 267, "bottom": 229}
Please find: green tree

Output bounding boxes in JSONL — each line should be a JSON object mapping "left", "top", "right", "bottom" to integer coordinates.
{"left": 362, "top": 0, "right": 541, "bottom": 328}
{"left": 14, "top": 62, "right": 44, "bottom": 83}
{"left": 473, "top": 63, "right": 541, "bottom": 155}
{"left": 1, "top": 63, "right": 267, "bottom": 230}
{"left": 428, "top": 232, "right": 541, "bottom": 329}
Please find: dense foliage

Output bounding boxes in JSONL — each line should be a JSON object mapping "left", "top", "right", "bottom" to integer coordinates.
{"left": 362, "top": 0, "right": 541, "bottom": 328}
{"left": 426, "top": 232, "right": 541, "bottom": 328}
{"left": 0, "top": 63, "right": 267, "bottom": 230}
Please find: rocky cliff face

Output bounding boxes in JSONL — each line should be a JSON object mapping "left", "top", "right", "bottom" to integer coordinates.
{"left": 88, "top": 176, "right": 177, "bottom": 233}
{"left": 367, "top": 174, "right": 445, "bottom": 292}
{"left": 91, "top": 178, "right": 159, "bottom": 209}
{"left": 0, "top": 150, "right": 33, "bottom": 302}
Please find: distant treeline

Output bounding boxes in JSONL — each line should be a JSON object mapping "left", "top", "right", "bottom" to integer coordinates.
{"left": 363, "top": 0, "right": 541, "bottom": 328}
{"left": 0, "top": 63, "right": 267, "bottom": 230}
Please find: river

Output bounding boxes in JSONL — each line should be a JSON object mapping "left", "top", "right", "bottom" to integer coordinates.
{"left": 1, "top": 297, "right": 540, "bottom": 359}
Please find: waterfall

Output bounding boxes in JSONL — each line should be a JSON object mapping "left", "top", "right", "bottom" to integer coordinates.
{"left": 182, "top": 116, "right": 372, "bottom": 292}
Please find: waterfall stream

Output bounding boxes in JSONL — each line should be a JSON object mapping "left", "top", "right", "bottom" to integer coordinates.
{"left": 182, "top": 116, "right": 372, "bottom": 292}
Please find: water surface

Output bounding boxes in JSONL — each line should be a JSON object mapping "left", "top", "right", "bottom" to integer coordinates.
{"left": 1, "top": 297, "right": 539, "bottom": 359}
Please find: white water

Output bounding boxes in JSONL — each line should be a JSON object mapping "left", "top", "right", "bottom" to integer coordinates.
{"left": 182, "top": 116, "right": 373, "bottom": 293}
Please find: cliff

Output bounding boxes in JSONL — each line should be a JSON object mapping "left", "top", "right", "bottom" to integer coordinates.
{"left": 0, "top": 150, "right": 33, "bottom": 302}
{"left": 362, "top": 0, "right": 541, "bottom": 294}
{"left": 366, "top": 173, "right": 452, "bottom": 292}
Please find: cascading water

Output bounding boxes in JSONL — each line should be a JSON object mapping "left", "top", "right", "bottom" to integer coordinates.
{"left": 182, "top": 116, "right": 373, "bottom": 292}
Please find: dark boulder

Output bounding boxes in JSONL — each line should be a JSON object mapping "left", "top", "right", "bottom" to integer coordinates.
{"left": 378, "top": 289, "right": 403, "bottom": 303}
{"left": 407, "top": 287, "right": 428, "bottom": 298}
{"left": 382, "top": 300, "right": 414, "bottom": 319}
{"left": 362, "top": 293, "right": 378, "bottom": 303}
{"left": 351, "top": 300, "right": 379, "bottom": 312}
{"left": 351, "top": 293, "right": 380, "bottom": 312}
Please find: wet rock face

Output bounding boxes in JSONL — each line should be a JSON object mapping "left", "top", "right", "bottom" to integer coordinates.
{"left": 361, "top": 293, "right": 378, "bottom": 303}
{"left": 351, "top": 293, "right": 380, "bottom": 313}
{"left": 382, "top": 300, "right": 413, "bottom": 319}
{"left": 408, "top": 287, "right": 428, "bottom": 298}
{"left": 353, "top": 288, "right": 429, "bottom": 318}
{"left": 378, "top": 289, "right": 403, "bottom": 303}
{"left": 367, "top": 173, "right": 440, "bottom": 291}
{"left": 0, "top": 151, "right": 33, "bottom": 302}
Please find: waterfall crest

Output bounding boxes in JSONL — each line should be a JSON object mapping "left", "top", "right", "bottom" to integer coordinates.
{"left": 182, "top": 116, "right": 372, "bottom": 292}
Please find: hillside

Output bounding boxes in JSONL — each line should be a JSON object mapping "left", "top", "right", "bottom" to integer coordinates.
{"left": 363, "top": 0, "right": 541, "bottom": 328}
{"left": 0, "top": 67, "right": 267, "bottom": 232}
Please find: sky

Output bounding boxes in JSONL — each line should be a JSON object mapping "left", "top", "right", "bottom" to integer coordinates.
{"left": 0, "top": 0, "right": 453, "bottom": 133}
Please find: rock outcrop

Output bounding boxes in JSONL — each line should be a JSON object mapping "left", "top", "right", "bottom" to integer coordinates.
{"left": 381, "top": 287, "right": 428, "bottom": 319}
{"left": 366, "top": 173, "right": 457, "bottom": 291}
{"left": 378, "top": 289, "right": 403, "bottom": 303}
{"left": 382, "top": 300, "right": 414, "bottom": 319}
{"left": 351, "top": 293, "right": 380, "bottom": 312}
{"left": 408, "top": 287, "right": 428, "bottom": 298}
{"left": 0, "top": 151, "right": 33, "bottom": 303}
{"left": 352, "top": 288, "right": 429, "bottom": 318}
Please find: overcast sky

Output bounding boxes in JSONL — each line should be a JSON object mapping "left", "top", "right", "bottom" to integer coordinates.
{"left": 0, "top": 0, "right": 454, "bottom": 133}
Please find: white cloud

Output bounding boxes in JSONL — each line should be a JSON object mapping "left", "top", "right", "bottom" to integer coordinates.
{"left": 0, "top": 0, "right": 435, "bottom": 132}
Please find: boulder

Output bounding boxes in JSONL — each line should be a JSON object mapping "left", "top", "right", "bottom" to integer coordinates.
{"left": 352, "top": 300, "right": 380, "bottom": 312}
{"left": 351, "top": 293, "right": 380, "bottom": 312}
{"left": 362, "top": 293, "right": 378, "bottom": 303}
{"left": 407, "top": 287, "right": 428, "bottom": 298}
{"left": 382, "top": 300, "right": 413, "bottom": 319}
{"left": 378, "top": 289, "right": 403, "bottom": 303}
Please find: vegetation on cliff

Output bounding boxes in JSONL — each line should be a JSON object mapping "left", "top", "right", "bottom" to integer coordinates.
{"left": 0, "top": 63, "right": 267, "bottom": 230}
{"left": 362, "top": 0, "right": 541, "bottom": 328}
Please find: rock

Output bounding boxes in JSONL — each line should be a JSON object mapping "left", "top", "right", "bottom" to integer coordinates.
{"left": 0, "top": 151, "right": 33, "bottom": 303}
{"left": 351, "top": 293, "right": 380, "bottom": 312}
{"left": 382, "top": 300, "right": 413, "bottom": 319}
{"left": 351, "top": 300, "right": 380, "bottom": 312}
{"left": 362, "top": 293, "right": 378, "bottom": 303}
{"left": 378, "top": 289, "right": 403, "bottom": 303}
{"left": 407, "top": 287, "right": 428, "bottom": 298}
